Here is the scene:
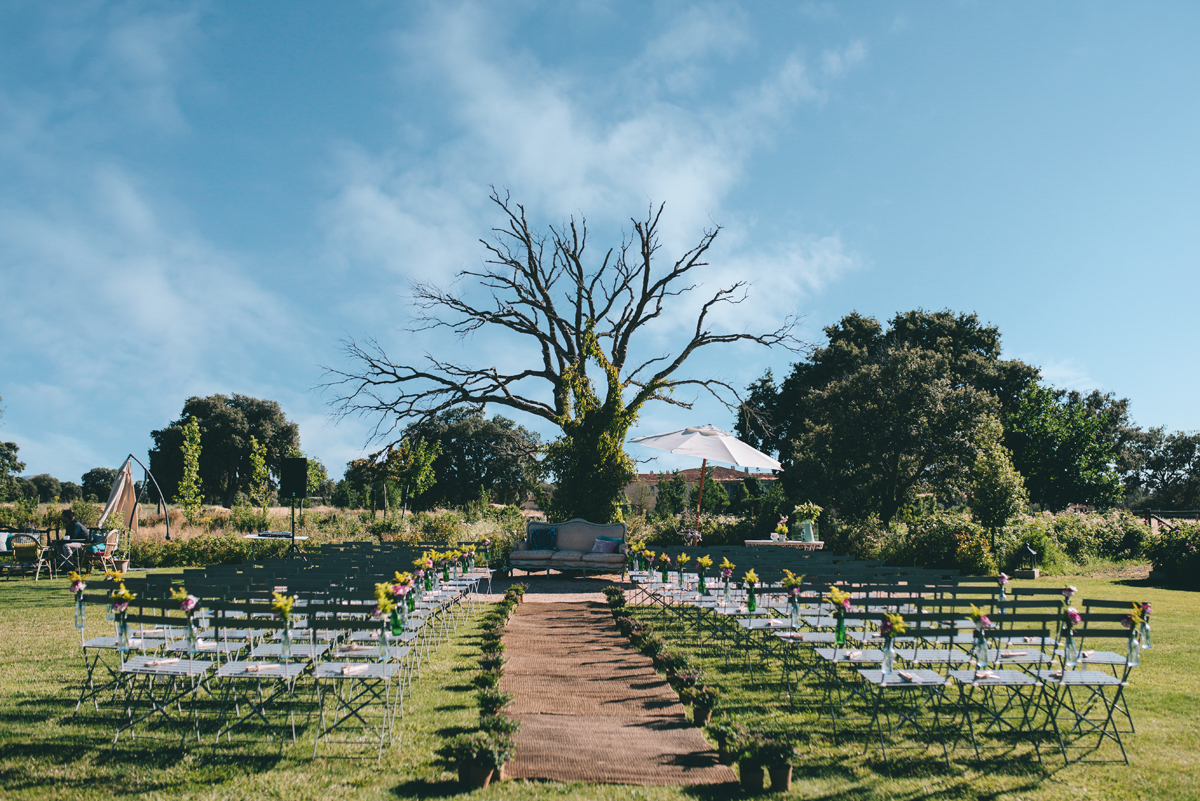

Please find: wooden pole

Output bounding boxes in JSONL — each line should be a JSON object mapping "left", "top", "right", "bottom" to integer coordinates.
{"left": 695, "top": 458, "right": 707, "bottom": 521}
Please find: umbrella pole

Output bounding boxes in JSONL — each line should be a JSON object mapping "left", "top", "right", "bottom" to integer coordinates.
{"left": 695, "top": 458, "right": 707, "bottom": 521}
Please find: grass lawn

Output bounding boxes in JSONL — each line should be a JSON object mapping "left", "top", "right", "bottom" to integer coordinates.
{"left": 0, "top": 570, "right": 1196, "bottom": 800}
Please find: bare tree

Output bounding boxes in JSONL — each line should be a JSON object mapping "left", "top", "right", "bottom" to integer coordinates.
{"left": 323, "top": 190, "right": 800, "bottom": 522}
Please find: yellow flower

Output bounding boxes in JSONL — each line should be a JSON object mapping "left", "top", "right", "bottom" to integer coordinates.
{"left": 393, "top": 571, "right": 413, "bottom": 585}
{"left": 781, "top": 569, "right": 805, "bottom": 589}
{"left": 743, "top": 569, "right": 759, "bottom": 586}
{"left": 881, "top": 612, "right": 907, "bottom": 637}
{"left": 827, "top": 587, "right": 851, "bottom": 608}
{"left": 104, "top": 569, "right": 125, "bottom": 582}
{"left": 110, "top": 582, "right": 136, "bottom": 603}
{"left": 643, "top": 550, "right": 656, "bottom": 563}
{"left": 677, "top": 552, "right": 690, "bottom": 565}
{"left": 696, "top": 555, "right": 713, "bottom": 569}
{"left": 271, "top": 592, "right": 295, "bottom": 618}
{"left": 169, "top": 587, "right": 189, "bottom": 602}
{"left": 374, "top": 582, "right": 396, "bottom": 614}
{"left": 719, "top": 557, "right": 736, "bottom": 571}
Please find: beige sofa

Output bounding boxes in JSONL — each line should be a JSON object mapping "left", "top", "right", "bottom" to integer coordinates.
{"left": 509, "top": 518, "right": 627, "bottom": 576}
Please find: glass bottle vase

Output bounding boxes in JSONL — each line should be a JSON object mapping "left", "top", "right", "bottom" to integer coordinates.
{"left": 789, "top": 599, "right": 802, "bottom": 628}
{"left": 698, "top": 574, "right": 707, "bottom": 595}
{"left": 116, "top": 615, "right": 130, "bottom": 652}
{"left": 881, "top": 636, "right": 895, "bottom": 676}
{"left": 661, "top": 567, "right": 669, "bottom": 583}
{"left": 186, "top": 618, "right": 198, "bottom": 656}
{"left": 1126, "top": 631, "right": 1141, "bottom": 667}
{"left": 407, "top": 593, "right": 417, "bottom": 613}
{"left": 1063, "top": 631, "right": 1079, "bottom": 669}
{"left": 280, "top": 624, "right": 293, "bottom": 659}
{"left": 722, "top": 580, "right": 731, "bottom": 603}
{"left": 75, "top": 598, "right": 86, "bottom": 630}
{"left": 747, "top": 586, "right": 757, "bottom": 613}
{"left": 1141, "top": 620, "right": 1152, "bottom": 650}
{"left": 835, "top": 617, "right": 847, "bottom": 648}
{"left": 973, "top": 631, "right": 990, "bottom": 669}
{"left": 390, "top": 607, "right": 404, "bottom": 637}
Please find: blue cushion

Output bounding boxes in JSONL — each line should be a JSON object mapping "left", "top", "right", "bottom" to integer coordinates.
{"left": 596, "top": 535, "right": 623, "bottom": 543}
{"left": 591, "top": 539, "right": 619, "bottom": 554}
{"left": 528, "top": 527, "right": 557, "bottom": 551}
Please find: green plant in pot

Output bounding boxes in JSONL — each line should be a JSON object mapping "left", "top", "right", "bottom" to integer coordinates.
{"left": 707, "top": 719, "right": 748, "bottom": 766}
{"left": 479, "top": 652, "right": 506, "bottom": 672}
{"left": 473, "top": 668, "right": 503, "bottom": 689}
{"left": 638, "top": 632, "right": 665, "bottom": 658}
{"left": 742, "top": 736, "right": 794, "bottom": 793}
{"left": 479, "top": 713, "right": 521, "bottom": 736}
{"left": 689, "top": 683, "right": 721, "bottom": 726}
{"left": 476, "top": 688, "right": 515, "bottom": 717}
{"left": 444, "top": 731, "right": 515, "bottom": 789}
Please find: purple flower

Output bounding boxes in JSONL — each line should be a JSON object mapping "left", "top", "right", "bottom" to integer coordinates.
{"left": 1063, "top": 585, "right": 1077, "bottom": 599}
{"left": 393, "top": 584, "right": 410, "bottom": 597}
{"left": 1065, "top": 607, "right": 1082, "bottom": 628}
{"left": 997, "top": 573, "right": 1010, "bottom": 586}
{"left": 180, "top": 595, "right": 199, "bottom": 613}
{"left": 789, "top": 587, "right": 802, "bottom": 598}
{"left": 978, "top": 614, "right": 992, "bottom": 630}
{"left": 113, "top": 602, "right": 129, "bottom": 614}
{"left": 721, "top": 568, "right": 733, "bottom": 578}
{"left": 841, "top": 599, "right": 851, "bottom": 611}
{"left": 1121, "top": 614, "right": 1134, "bottom": 629}
{"left": 415, "top": 569, "right": 425, "bottom": 578}
{"left": 371, "top": 605, "right": 384, "bottom": 618}
{"left": 70, "top": 580, "right": 86, "bottom": 594}
{"left": 880, "top": 620, "right": 894, "bottom": 638}
{"left": 1141, "top": 602, "right": 1152, "bottom": 617}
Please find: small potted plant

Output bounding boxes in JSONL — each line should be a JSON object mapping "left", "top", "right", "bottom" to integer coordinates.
{"left": 444, "top": 731, "right": 515, "bottom": 789}
{"left": 479, "top": 713, "right": 521, "bottom": 736}
{"left": 689, "top": 683, "right": 721, "bottom": 726}
{"left": 476, "top": 688, "right": 514, "bottom": 717}
{"left": 473, "top": 668, "right": 503, "bottom": 689}
{"left": 707, "top": 719, "right": 747, "bottom": 766}
{"left": 613, "top": 615, "right": 635, "bottom": 636}
{"left": 638, "top": 632, "right": 666, "bottom": 658}
{"left": 737, "top": 734, "right": 768, "bottom": 793}
{"left": 479, "top": 653, "right": 506, "bottom": 672}
{"left": 756, "top": 737, "right": 795, "bottom": 792}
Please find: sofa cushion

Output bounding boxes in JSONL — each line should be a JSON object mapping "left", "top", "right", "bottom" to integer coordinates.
{"left": 590, "top": 539, "right": 620, "bottom": 554}
{"left": 510, "top": 550, "right": 555, "bottom": 561}
{"left": 550, "top": 549, "right": 587, "bottom": 562}
{"left": 528, "top": 527, "right": 557, "bottom": 551}
{"left": 581, "top": 552, "right": 626, "bottom": 564}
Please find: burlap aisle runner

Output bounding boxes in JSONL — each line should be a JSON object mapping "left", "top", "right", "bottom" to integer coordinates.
{"left": 500, "top": 601, "right": 736, "bottom": 786}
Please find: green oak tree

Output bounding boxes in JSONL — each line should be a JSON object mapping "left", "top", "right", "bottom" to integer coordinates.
{"left": 1003, "top": 385, "right": 1122, "bottom": 511}
{"left": 150, "top": 394, "right": 300, "bottom": 507}
{"left": 740, "top": 310, "right": 1039, "bottom": 525}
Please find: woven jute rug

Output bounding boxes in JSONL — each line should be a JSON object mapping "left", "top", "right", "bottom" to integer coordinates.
{"left": 500, "top": 601, "right": 736, "bottom": 786}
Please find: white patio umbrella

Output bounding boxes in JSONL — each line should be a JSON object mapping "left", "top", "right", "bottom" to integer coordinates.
{"left": 628, "top": 424, "right": 781, "bottom": 517}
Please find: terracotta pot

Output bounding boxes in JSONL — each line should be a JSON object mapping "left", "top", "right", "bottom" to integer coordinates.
{"left": 116, "top": 559, "right": 131, "bottom": 573}
{"left": 693, "top": 704, "right": 713, "bottom": 727}
{"left": 458, "top": 760, "right": 494, "bottom": 789}
{"left": 768, "top": 765, "right": 792, "bottom": 792}
{"left": 740, "top": 763, "right": 765, "bottom": 793}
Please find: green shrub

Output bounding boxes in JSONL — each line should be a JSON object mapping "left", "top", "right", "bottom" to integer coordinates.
{"left": 821, "top": 515, "right": 895, "bottom": 559}
{"left": 1003, "top": 517, "right": 1068, "bottom": 574}
{"left": 880, "top": 511, "right": 996, "bottom": 574}
{"left": 129, "top": 533, "right": 288, "bottom": 568}
{"left": 1145, "top": 524, "right": 1200, "bottom": 583}
{"left": 229, "top": 501, "right": 270, "bottom": 533}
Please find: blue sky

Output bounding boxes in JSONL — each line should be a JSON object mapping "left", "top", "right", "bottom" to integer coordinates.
{"left": 2, "top": 1, "right": 1199, "bottom": 485}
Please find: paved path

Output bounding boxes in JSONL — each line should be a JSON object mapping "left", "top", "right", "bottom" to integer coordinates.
{"left": 499, "top": 601, "right": 736, "bottom": 786}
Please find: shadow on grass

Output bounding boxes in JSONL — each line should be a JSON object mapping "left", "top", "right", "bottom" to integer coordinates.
{"left": 389, "top": 776, "right": 468, "bottom": 799}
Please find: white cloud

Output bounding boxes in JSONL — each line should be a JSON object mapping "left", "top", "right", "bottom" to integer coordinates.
{"left": 1024, "top": 356, "right": 1099, "bottom": 392}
